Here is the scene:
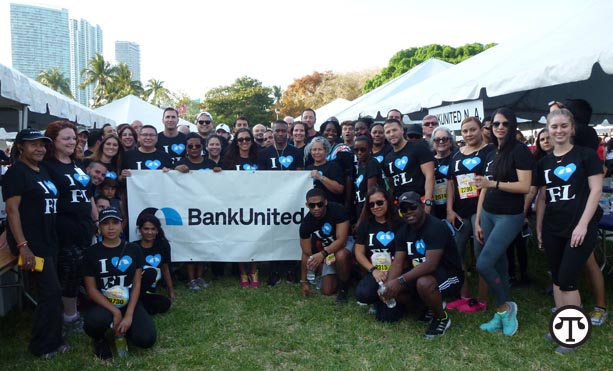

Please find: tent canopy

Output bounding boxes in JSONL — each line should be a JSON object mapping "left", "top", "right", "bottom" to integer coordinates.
{"left": 94, "top": 95, "right": 196, "bottom": 132}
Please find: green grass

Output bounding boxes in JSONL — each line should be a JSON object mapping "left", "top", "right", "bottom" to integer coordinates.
{"left": 0, "top": 251, "right": 612, "bottom": 371}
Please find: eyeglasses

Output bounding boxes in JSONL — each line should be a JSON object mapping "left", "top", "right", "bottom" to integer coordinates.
{"left": 355, "top": 147, "right": 369, "bottom": 153}
{"left": 198, "top": 120, "right": 211, "bottom": 125}
{"left": 308, "top": 201, "right": 325, "bottom": 209}
{"left": 407, "top": 135, "right": 422, "bottom": 140}
{"left": 483, "top": 126, "right": 492, "bottom": 130}
{"left": 236, "top": 137, "right": 252, "bottom": 143}
{"left": 187, "top": 144, "right": 202, "bottom": 149}
{"left": 398, "top": 203, "right": 419, "bottom": 216}
{"left": 492, "top": 121, "right": 510, "bottom": 128}
{"left": 433, "top": 137, "right": 450, "bottom": 143}
{"left": 368, "top": 200, "right": 385, "bottom": 208}
{"left": 140, "top": 133, "right": 156, "bottom": 137}
{"left": 423, "top": 122, "right": 439, "bottom": 127}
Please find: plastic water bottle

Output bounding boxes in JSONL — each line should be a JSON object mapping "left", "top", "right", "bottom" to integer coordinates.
{"left": 306, "top": 269, "right": 315, "bottom": 283}
{"left": 377, "top": 281, "right": 397, "bottom": 308}
{"left": 115, "top": 332, "right": 128, "bottom": 358}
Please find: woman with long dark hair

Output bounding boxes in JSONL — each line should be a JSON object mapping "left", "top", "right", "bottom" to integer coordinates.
{"left": 86, "top": 134, "right": 124, "bottom": 180}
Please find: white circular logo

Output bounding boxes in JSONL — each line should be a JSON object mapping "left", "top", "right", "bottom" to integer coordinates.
{"left": 550, "top": 305, "right": 592, "bottom": 348}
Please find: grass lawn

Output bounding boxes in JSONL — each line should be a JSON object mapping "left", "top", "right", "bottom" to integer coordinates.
{"left": 0, "top": 250, "right": 611, "bottom": 371}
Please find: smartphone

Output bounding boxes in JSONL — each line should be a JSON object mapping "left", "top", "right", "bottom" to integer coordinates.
{"left": 521, "top": 223, "right": 532, "bottom": 238}
{"left": 17, "top": 255, "right": 45, "bottom": 272}
{"left": 454, "top": 218, "right": 464, "bottom": 231}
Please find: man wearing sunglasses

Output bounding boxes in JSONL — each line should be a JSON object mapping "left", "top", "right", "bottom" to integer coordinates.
{"left": 422, "top": 115, "right": 439, "bottom": 143}
{"left": 380, "top": 192, "right": 463, "bottom": 338}
{"left": 195, "top": 112, "right": 214, "bottom": 142}
{"left": 299, "top": 188, "right": 351, "bottom": 303}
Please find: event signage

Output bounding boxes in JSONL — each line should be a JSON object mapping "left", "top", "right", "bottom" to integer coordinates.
{"left": 428, "top": 99, "right": 485, "bottom": 130}
{"left": 127, "top": 170, "right": 313, "bottom": 262}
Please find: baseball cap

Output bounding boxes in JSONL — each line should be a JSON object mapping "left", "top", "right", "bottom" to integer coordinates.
{"left": 216, "top": 124, "right": 231, "bottom": 134}
{"left": 405, "top": 124, "right": 423, "bottom": 137}
{"left": 398, "top": 191, "right": 422, "bottom": 207}
{"left": 98, "top": 207, "right": 123, "bottom": 223}
{"left": 196, "top": 111, "right": 213, "bottom": 121}
{"left": 15, "top": 128, "right": 51, "bottom": 144}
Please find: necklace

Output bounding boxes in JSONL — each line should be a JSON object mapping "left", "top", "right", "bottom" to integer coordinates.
{"left": 275, "top": 144, "right": 287, "bottom": 169}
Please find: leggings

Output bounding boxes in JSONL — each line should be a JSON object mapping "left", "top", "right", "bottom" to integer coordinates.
{"left": 84, "top": 302, "right": 156, "bottom": 348}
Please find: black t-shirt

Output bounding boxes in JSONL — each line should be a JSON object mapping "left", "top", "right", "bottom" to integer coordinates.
{"left": 432, "top": 154, "right": 453, "bottom": 220}
{"left": 137, "top": 239, "right": 171, "bottom": 289}
{"left": 299, "top": 202, "right": 349, "bottom": 248}
{"left": 395, "top": 214, "right": 462, "bottom": 274}
{"left": 483, "top": 143, "right": 533, "bottom": 215}
{"left": 223, "top": 157, "right": 259, "bottom": 171}
{"left": 355, "top": 217, "right": 400, "bottom": 261}
{"left": 536, "top": 146, "right": 603, "bottom": 237}
{"left": 327, "top": 143, "right": 354, "bottom": 178}
{"left": 156, "top": 132, "right": 187, "bottom": 164}
{"left": 83, "top": 241, "right": 144, "bottom": 291}
{"left": 447, "top": 144, "right": 495, "bottom": 218}
{"left": 372, "top": 143, "right": 392, "bottom": 165}
{"left": 383, "top": 141, "right": 434, "bottom": 198}
{"left": 175, "top": 157, "right": 219, "bottom": 171}
{"left": 42, "top": 159, "right": 92, "bottom": 218}
{"left": 122, "top": 148, "right": 173, "bottom": 171}
{"left": 355, "top": 158, "right": 384, "bottom": 216}
{"left": 258, "top": 145, "right": 305, "bottom": 170}
{"left": 2, "top": 161, "right": 58, "bottom": 256}
{"left": 306, "top": 161, "right": 345, "bottom": 204}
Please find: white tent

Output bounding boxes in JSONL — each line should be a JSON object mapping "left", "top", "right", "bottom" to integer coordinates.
{"left": 333, "top": 58, "right": 453, "bottom": 121}
{"left": 94, "top": 95, "right": 196, "bottom": 132}
{"left": 377, "top": 1, "right": 613, "bottom": 125}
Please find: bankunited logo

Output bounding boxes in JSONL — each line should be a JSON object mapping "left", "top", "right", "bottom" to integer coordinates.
{"left": 138, "top": 207, "right": 183, "bottom": 226}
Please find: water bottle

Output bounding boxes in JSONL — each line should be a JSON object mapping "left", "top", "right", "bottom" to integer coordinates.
{"left": 115, "top": 332, "right": 128, "bottom": 358}
{"left": 306, "top": 269, "right": 315, "bottom": 283}
{"left": 377, "top": 281, "right": 397, "bottom": 308}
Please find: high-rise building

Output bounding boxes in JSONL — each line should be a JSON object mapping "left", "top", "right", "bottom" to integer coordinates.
{"left": 70, "top": 19, "right": 103, "bottom": 105}
{"left": 10, "top": 3, "right": 71, "bottom": 82}
{"left": 115, "top": 41, "right": 141, "bottom": 82}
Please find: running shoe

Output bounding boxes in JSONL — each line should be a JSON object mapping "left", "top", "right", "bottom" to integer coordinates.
{"left": 458, "top": 299, "right": 487, "bottom": 313}
{"left": 240, "top": 274, "right": 250, "bottom": 288}
{"left": 424, "top": 313, "right": 451, "bottom": 339}
{"left": 589, "top": 307, "right": 608, "bottom": 326}
{"left": 446, "top": 297, "right": 469, "bottom": 310}
{"left": 195, "top": 277, "right": 209, "bottom": 289}
{"left": 187, "top": 279, "right": 202, "bottom": 291}
{"left": 267, "top": 271, "right": 281, "bottom": 287}
{"left": 480, "top": 312, "right": 503, "bottom": 332}
{"left": 249, "top": 271, "right": 260, "bottom": 288}
{"left": 501, "top": 301, "right": 518, "bottom": 336}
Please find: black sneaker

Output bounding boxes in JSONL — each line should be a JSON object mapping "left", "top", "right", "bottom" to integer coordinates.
{"left": 417, "top": 307, "right": 434, "bottom": 323}
{"left": 335, "top": 288, "right": 348, "bottom": 304}
{"left": 286, "top": 270, "right": 297, "bottom": 284}
{"left": 424, "top": 314, "right": 451, "bottom": 339}
{"left": 267, "top": 271, "right": 281, "bottom": 287}
{"left": 94, "top": 338, "right": 113, "bottom": 360}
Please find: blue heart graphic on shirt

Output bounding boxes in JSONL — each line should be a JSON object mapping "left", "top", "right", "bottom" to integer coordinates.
{"left": 111, "top": 256, "right": 133, "bottom": 272}
{"left": 439, "top": 165, "right": 449, "bottom": 176}
{"left": 279, "top": 156, "right": 294, "bottom": 168}
{"left": 145, "top": 160, "right": 161, "bottom": 170}
{"left": 355, "top": 174, "right": 364, "bottom": 187}
{"left": 73, "top": 173, "right": 90, "bottom": 187}
{"left": 462, "top": 157, "right": 481, "bottom": 171}
{"left": 553, "top": 163, "right": 576, "bottom": 182}
{"left": 376, "top": 231, "right": 395, "bottom": 247}
{"left": 394, "top": 156, "right": 408, "bottom": 171}
{"left": 145, "top": 254, "right": 162, "bottom": 267}
{"left": 44, "top": 180, "right": 58, "bottom": 195}
{"left": 242, "top": 163, "right": 258, "bottom": 171}
{"left": 415, "top": 239, "right": 426, "bottom": 255}
{"left": 171, "top": 144, "right": 185, "bottom": 155}
{"left": 105, "top": 171, "right": 117, "bottom": 180}
{"left": 321, "top": 223, "right": 332, "bottom": 235}
{"left": 326, "top": 153, "right": 337, "bottom": 161}
{"left": 375, "top": 155, "right": 384, "bottom": 164}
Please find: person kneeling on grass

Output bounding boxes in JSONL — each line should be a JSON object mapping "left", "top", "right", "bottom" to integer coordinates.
{"left": 299, "top": 188, "right": 351, "bottom": 303}
{"left": 83, "top": 207, "right": 156, "bottom": 360}
{"left": 381, "top": 192, "right": 464, "bottom": 338}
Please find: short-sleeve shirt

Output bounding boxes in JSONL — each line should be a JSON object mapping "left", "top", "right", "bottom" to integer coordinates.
{"left": 258, "top": 145, "right": 305, "bottom": 170}
{"left": 382, "top": 141, "right": 434, "bottom": 198}
{"left": 306, "top": 161, "right": 345, "bottom": 204}
{"left": 174, "top": 157, "right": 219, "bottom": 171}
{"left": 355, "top": 158, "right": 384, "bottom": 216}
{"left": 42, "top": 159, "right": 92, "bottom": 218}
{"left": 83, "top": 241, "right": 144, "bottom": 291}
{"left": 355, "top": 217, "right": 400, "bottom": 260}
{"left": 536, "top": 146, "right": 603, "bottom": 237}
{"left": 137, "top": 239, "right": 171, "bottom": 289}
{"left": 156, "top": 132, "right": 187, "bottom": 164}
{"left": 122, "top": 148, "right": 173, "bottom": 171}
{"left": 223, "top": 157, "right": 259, "bottom": 171}
{"left": 372, "top": 143, "right": 392, "bottom": 165}
{"left": 483, "top": 143, "right": 533, "bottom": 215}
{"left": 2, "top": 161, "right": 58, "bottom": 256}
{"left": 299, "top": 202, "right": 349, "bottom": 248}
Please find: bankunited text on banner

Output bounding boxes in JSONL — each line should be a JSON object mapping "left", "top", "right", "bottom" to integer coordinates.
{"left": 127, "top": 170, "right": 313, "bottom": 262}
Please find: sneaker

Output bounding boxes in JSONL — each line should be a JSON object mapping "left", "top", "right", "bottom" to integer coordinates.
{"left": 94, "top": 338, "right": 112, "bottom": 360}
{"left": 446, "top": 297, "right": 469, "bottom": 310}
{"left": 249, "top": 271, "right": 260, "bottom": 288}
{"left": 62, "top": 313, "right": 84, "bottom": 335}
{"left": 589, "top": 307, "right": 608, "bottom": 326}
{"left": 41, "top": 344, "right": 71, "bottom": 360}
{"left": 555, "top": 345, "right": 576, "bottom": 355}
{"left": 335, "top": 288, "right": 348, "bottom": 304}
{"left": 501, "top": 301, "right": 519, "bottom": 336}
{"left": 417, "top": 307, "right": 434, "bottom": 323}
{"left": 480, "top": 312, "right": 503, "bottom": 332}
{"left": 267, "top": 271, "right": 281, "bottom": 287}
{"left": 424, "top": 313, "right": 451, "bottom": 339}
{"left": 286, "top": 270, "right": 297, "bottom": 284}
{"left": 458, "top": 299, "right": 487, "bottom": 313}
{"left": 368, "top": 304, "right": 377, "bottom": 315}
{"left": 195, "top": 277, "right": 209, "bottom": 289}
{"left": 187, "top": 279, "right": 201, "bottom": 291}
{"left": 240, "top": 273, "right": 250, "bottom": 288}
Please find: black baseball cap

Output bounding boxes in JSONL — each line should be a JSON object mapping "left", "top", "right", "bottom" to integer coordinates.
{"left": 398, "top": 191, "right": 422, "bottom": 207}
{"left": 15, "top": 128, "right": 51, "bottom": 143}
{"left": 98, "top": 207, "right": 123, "bottom": 223}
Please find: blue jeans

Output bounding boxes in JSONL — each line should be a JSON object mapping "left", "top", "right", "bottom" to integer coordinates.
{"left": 453, "top": 213, "right": 482, "bottom": 260}
{"left": 477, "top": 209, "right": 524, "bottom": 307}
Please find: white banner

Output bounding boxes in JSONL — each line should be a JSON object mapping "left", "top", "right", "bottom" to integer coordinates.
{"left": 428, "top": 99, "right": 485, "bottom": 131}
{"left": 127, "top": 170, "right": 313, "bottom": 262}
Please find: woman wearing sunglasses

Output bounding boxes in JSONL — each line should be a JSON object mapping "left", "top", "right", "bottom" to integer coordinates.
{"left": 354, "top": 186, "right": 400, "bottom": 318}
{"left": 430, "top": 126, "right": 456, "bottom": 220}
{"left": 474, "top": 108, "right": 533, "bottom": 337}
{"left": 354, "top": 136, "right": 384, "bottom": 219}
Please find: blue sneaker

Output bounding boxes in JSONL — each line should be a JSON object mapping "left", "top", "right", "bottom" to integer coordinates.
{"left": 501, "top": 301, "right": 518, "bottom": 336}
{"left": 480, "top": 312, "right": 503, "bottom": 332}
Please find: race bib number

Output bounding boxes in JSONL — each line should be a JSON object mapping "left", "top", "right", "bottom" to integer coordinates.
{"left": 102, "top": 285, "right": 130, "bottom": 308}
{"left": 412, "top": 257, "right": 426, "bottom": 268}
{"left": 434, "top": 179, "right": 448, "bottom": 205}
{"left": 456, "top": 173, "right": 478, "bottom": 199}
{"left": 370, "top": 249, "right": 392, "bottom": 271}
{"left": 325, "top": 253, "right": 336, "bottom": 266}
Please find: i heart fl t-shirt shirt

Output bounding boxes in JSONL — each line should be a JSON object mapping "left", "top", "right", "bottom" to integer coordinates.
{"left": 83, "top": 241, "right": 144, "bottom": 292}
{"left": 122, "top": 148, "right": 174, "bottom": 171}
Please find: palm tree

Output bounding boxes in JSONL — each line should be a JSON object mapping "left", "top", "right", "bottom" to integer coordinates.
{"left": 272, "top": 85, "right": 283, "bottom": 119}
{"left": 37, "top": 67, "right": 74, "bottom": 99}
{"left": 109, "top": 63, "right": 144, "bottom": 100}
{"left": 81, "top": 53, "right": 116, "bottom": 107}
{"left": 143, "top": 79, "right": 171, "bottom": 107}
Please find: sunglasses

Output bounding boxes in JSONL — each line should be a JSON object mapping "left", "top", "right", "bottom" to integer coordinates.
{"left": 407, "top": 135, "right": 422, "bottom": 140}
{"left": 423, "top": 122, "right": 439, "bottom": 127}
{"left": 187, "top": 144, "right": 202, "bottom": 149}
{"left": 308, "top": 201, "right": 325, "bottom": 209}
{"left": 492, "top": 121, "right": 510, "bottom": 128}
{"left": 368, "top": 200, "right": 385, "bottom": 208}
{"left": 483, "top": 126, "right": 492, "bottom": 130}
{"left": 398, "top": 203, "right": 419, "bottom": 215}
{"left": 198, "top": 120, "right": 212, "bottom": 125}
{"left": 236, "top": 137, "right": 252, "bottom": 143}
{"left": 433, "top": 137, "right": 450, "bottom": 143}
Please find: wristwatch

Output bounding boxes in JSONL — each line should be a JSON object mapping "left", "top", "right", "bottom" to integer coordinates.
{"left": 424, "top": 199, "right": 433, "bottom": 206}
{"left": 398, "top": 275, "right": 408, "bottom": 286}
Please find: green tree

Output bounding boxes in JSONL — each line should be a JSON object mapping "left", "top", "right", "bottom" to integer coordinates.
{"left": 363, "top": 42, "right": 497, "bottom": 93}
{"left": 37, "top": 67, "right": 74, "bottom": 99}
{"left": 272, "top": 85, "right": 283, "bottom": 119}
{"left": 203, "top": 76, "right": 274, "bottom": 125}
{"left": 143, "top": 79, "right": 172, "bottom": 108}
{"left": 108, "top": 63, "right": 143, "bottom": 101}
{"left": 80, "top": 53, "right": 117, "bottom": 107}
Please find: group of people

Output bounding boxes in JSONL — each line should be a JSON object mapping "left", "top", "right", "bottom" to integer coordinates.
{"left": 0, "top": 98, "right": 608, "bottom": 359}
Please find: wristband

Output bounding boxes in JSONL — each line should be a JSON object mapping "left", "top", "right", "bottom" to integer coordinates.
{"left": 321, "top": 249, "right": 329, "bottom": 258}
{"left": 17, "top": 241, "right": 28, "bottom": 249}
{"left": 369, "top": 267, "right": 377, "bottom": 273}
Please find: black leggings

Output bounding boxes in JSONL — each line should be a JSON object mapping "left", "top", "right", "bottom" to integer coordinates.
{"left": 84, "top": 302, "right": 156, "bottom": 348}
{"left": 56, "top": 215, "right": 93, "bottom": 297}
